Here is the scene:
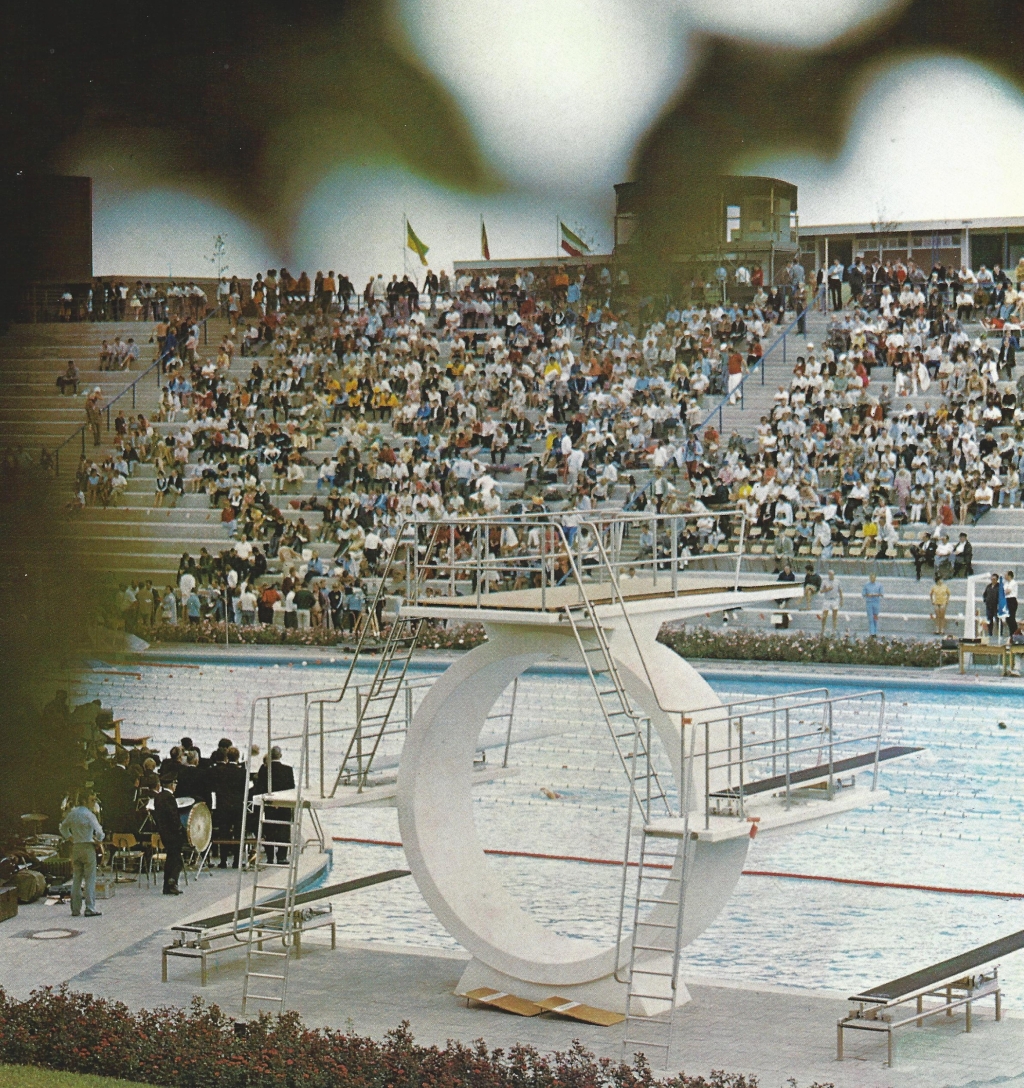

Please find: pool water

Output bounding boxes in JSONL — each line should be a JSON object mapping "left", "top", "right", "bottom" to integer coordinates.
{"left": 71, "top": 657, "right": 1024, "bottom": 1008}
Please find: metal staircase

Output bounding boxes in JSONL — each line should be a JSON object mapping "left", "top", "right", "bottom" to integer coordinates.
{"left": 331, "top": 613, "right": 425, "bottom": 791}
{"left": 328, "top": 522, "right": 443, "bottom": 794}
{"left": 232, "top": 519, "right": 438, "bottom": 1014}
{"left": 237, "top": 736, "right": 311, "bottom": 1015}
{"left": 621, "top": 725, "right": 698, "bottom": 1069}
{"left": 552, "top": 518, "right": 700, "bottom": 1069}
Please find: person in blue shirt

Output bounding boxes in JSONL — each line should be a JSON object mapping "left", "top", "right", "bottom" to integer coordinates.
{"left": 862, "top": 573, "right": 884, "bottom": 636}
{"left": 59, "top": 790, "right": 105, "bottom": 917}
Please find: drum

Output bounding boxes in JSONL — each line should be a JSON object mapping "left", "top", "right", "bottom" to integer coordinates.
{"left": 176, "top": 795, "right": 195, "bottom": 830}
{"left": 186, "top": 802, "right": 213, "bottom": 853}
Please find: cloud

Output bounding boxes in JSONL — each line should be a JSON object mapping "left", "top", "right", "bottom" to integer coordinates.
{"left": 93, "top": 186, "right": 282, "bottom": 279}
{"left": 743, "top": 56, "right": 1024, "bottom": 225}
{"left": 397, "top": 0, "right": 690, "bottom": 195}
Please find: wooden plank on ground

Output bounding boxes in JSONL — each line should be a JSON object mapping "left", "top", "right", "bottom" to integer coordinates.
{"left": 463, "top": 987, "right": 544, "bottom": 1017}
{"left": 535, "top": 996, "right": 625, "bottom": 1026}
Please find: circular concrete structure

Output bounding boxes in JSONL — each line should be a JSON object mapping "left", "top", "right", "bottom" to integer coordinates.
{"left": 397, "top": 620, "right": 750, "bottom": 988}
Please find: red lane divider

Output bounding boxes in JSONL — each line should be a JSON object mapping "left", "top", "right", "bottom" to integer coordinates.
{"left": 331, "top": 835, "right": 1024, "bottom": 900}
{"left": 741, "top": 870, "right": 1024, "bottom": 900}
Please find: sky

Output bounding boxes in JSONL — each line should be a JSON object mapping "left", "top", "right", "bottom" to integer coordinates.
{"left": 90, "top": 0, "right": 1024, "bottom": 283}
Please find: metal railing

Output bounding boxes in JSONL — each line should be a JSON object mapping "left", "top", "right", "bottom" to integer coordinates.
{"left": 697, "top": 298, "right": 818, "bottom": 434}
{"left": 49, "top": 314, "right": 212, "bottom": 475}
{"left": 669, "top": 688, "right": 887, "bottom": 828}
{"left": 396, "top": 507, "right": 760, "bottom": 612}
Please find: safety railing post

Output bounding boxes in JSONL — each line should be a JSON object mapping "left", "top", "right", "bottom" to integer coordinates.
{"left": 784, "top": 708, "right": 792, "bottom": 808}
{"left": 737, "top": 717, "right": 744, "bottom": 817}
{"left": 540, "top": 521, "right": 547, "bottom": 610}
{"left": 671, "top": 514, "right": 678, "bottom": 595}
{"left": 704, "top": 720, "right": 711, "bottom": 829}
{"left": 319, "top": 702, "right": 325, "bottom": 799}
{"left": 771, "top": 698, "right": 778, "bottom": 776}
{"left": 303, "top": 693, "right": 310, "bottom": 790}
{"left": 827, "top": 700, "right": 835, "bottom": 799}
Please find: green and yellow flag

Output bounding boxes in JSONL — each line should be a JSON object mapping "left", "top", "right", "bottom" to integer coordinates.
{"left": 406, "top": 220, "right": 429, "bottom": 266}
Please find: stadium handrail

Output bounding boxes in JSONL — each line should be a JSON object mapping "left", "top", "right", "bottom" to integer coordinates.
{"left": 697, "top": 286, "right": 824, "bottom": 435}
{"left": 49, "top": 312, "right": 212, "bottom": 476}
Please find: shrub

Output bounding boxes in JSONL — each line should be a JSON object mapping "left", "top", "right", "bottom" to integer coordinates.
{"left": 147, "top": 620, "right": 488, "bottom": 652}
{"left": 0, "top": 987, "right": 766, "bottom": 1088}
{"left": 658, "top": 625, "right": 941, "bottom": 668}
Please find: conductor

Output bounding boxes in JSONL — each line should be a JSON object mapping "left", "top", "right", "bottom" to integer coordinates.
{"left": 152, "top": 772, "right": 186, "bottom": 895}
{"left": 253, "top": 746, "right": 295, "bottom": 865}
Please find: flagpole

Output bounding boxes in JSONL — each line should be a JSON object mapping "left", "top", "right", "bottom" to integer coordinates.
{"left": 555, "top": 215, "right": 559, "bottom": 258}
{"left": 403, "top": 213, "right": 408, "bottom": 279}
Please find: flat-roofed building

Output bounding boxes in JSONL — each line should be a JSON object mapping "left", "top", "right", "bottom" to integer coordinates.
{"left": 799, "top": 217, "right": 1024, "bottom": 274}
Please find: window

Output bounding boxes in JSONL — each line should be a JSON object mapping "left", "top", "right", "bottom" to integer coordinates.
{"left": 726, "top": 205, "right": 741, "bottom": 242}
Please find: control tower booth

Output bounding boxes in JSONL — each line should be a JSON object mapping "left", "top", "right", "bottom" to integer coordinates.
{"left": 613, "top": 174, "right": 799, "bottom": 300}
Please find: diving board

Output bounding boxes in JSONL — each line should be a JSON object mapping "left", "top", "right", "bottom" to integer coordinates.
{"left": 710, "top": 745, "right": 923, "bottom": 803}
{"left": 838, "top": 928, "right": 1024, "bottom": 1066}
{"left": 163, "top": 870, "right": 410, "bottom": 985}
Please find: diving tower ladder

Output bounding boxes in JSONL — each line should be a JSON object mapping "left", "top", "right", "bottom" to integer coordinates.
{"left": 556, "top": 519, "right": 696, "bottom": 1069}
{"left": 330, "top": 521, "right": 443, "bottom": 794}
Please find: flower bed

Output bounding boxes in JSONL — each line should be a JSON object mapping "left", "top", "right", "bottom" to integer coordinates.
{"left": 146, "top": 618, "right": 943, "bottom": 669}
{"left": 0, "top": 987, "right": 783, "bottom": 1088}
{"left": 660, "top": 625, "right": 942, "bottom": 668}
{"left": 145, "top": 620, "right": 488, "bottom": 651}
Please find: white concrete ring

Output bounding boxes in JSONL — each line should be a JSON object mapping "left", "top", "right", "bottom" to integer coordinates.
{"left": 397, "top": 622, "right": 746, "bottom": 986}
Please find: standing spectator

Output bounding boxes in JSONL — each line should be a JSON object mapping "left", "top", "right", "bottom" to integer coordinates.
{"left": 293, "top": 583, "right": 315, "bottom": 629}
{"left": 161, "top": 585, "right": 178, "bottom": 625}
{"left": 211, "top": 747, "right": 247, "bottom": 869}
{"left": 775, "top": 561, "right": 796, "bottom": 629}
{"left": 982, "top": 572, "right": 1003, "bottom": 638}
{"left": 1004, "top": 570, "right": 1018, "bottom": 636}
{"left": 85, "top": 388, "right": 103, "bottom": 446}
{"left": 58, "top": 789, "right": 104, "bottom": 918}
{"left": 253, "top": 747, "right": 295, "bottom": 864}
{"left": 238, "top": 585, "right": 257, "bottom": 625}
{"left": 862, "top": 572, "right": 884, "bottom": 636}
{"left": 816, "top": 571, "right": 843, "bottom": 634}
{"left": 930, "top": 574, "right": 950, "bottom": 636}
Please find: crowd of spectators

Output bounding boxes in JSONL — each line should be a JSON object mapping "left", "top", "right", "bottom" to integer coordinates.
{"left": 63, "top": 251, "right": 1024, "bottom": 641}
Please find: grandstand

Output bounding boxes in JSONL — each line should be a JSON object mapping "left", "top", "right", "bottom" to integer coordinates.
{"left": 2, "top": 267, "right": 1022, "bottom": 642}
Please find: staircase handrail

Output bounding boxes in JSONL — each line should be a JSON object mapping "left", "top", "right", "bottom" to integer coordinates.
{"left": 48, "top": 311, "right": 212, "bottom": 475}
{"left": 695, "top": 299, "right": 815, "bottom": 435}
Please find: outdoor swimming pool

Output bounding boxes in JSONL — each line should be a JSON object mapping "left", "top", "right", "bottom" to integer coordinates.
{"left": 70, "top": 654, "right": 1024, "bottom": 1009}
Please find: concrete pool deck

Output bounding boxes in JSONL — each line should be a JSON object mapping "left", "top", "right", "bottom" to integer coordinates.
{"left": 5, "top": 887, "right": 1023, "bottom": 1088}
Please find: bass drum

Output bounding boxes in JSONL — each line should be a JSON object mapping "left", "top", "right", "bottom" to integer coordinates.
{"left": 186, "top": 802, "right": 213, "bottom": 853}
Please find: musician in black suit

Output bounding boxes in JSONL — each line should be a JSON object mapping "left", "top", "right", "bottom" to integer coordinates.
{"left": 253, "top": 746, "right": 294, "bottom": 864}
{"left": 175, "top": 750, "right": 210, "bottom": 805}
{"left": 211, "top": 747, "right": 248, "bottom": 869}
{"left": 97, "top": 751, "right": 138, "bottom": 833}
{"left": 152, "top": 773, "right": 185, "bottom": 894}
